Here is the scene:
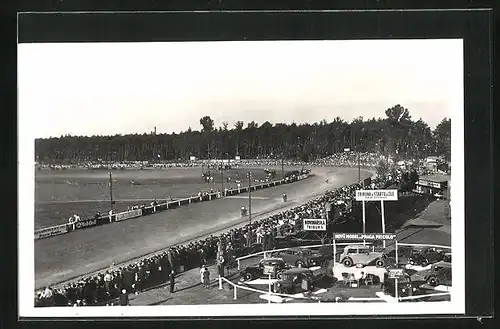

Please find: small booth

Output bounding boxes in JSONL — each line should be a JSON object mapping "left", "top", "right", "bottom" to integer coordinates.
{"left": 414, "top": 174, "right": 451, "bottom": 199}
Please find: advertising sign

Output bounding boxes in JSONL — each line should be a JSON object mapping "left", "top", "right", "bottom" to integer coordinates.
{"left": 189, "top": 156, "right": 196, "bottom": 161}
{"left": 75, "top": 218, "right": 98, "bottom": 230}
{"left": 355, "top": 189, "right": 398, "bottom": 201}
{"left": 235, "top": 156, "right": 241, "bottom": 160}
{"left": 388, "top": 268, "right": 405, "bottom": 279}
{"left": 344, "top": 148, "right": 351, "bottom": 152}
{"left": 333, "top": 233, "right": 396, "bottom": 241}
{"left": 115, "top": 209, "right": 143, "bottom": 222}
{"left": 303, "top": 219, "right": 327, "bottom": 231}
{"left": 34, "top": 224, "right": 69, "bottom": 240}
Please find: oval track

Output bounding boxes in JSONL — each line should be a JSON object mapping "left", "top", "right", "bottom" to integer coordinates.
{"left": 35, "top": 166, "right": 371, "bottom": 289}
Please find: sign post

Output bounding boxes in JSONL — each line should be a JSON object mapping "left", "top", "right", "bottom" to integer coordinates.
{"left": 395, "top": 239, "right": 399, "bottom": 302}
{"left": 362, "top": 200, "right": 366, "bottom": 245}
{"left": 268, "top": 274, "right": 272, "bottom": 304}
{"left": 355, "top": 189, "right": 398, "bottom": 248}
{"left": 388, "top": 268, "right": 405, "bottom": 303}
{"left": 381, "top": 200, "right": 386, "bottom": 248}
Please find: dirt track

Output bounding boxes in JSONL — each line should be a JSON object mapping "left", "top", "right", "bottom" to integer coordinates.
{"left": 35, "top": 166, "right": 372, "bottom": 289}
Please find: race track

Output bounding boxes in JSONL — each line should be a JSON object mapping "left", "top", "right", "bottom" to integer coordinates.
{"left": 35, "top": 166, "right": 371, "bottom": 289}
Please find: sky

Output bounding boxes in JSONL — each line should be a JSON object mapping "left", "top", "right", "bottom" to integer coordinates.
{"left": 18, "top": 39, "right": 463, "bottom": 138}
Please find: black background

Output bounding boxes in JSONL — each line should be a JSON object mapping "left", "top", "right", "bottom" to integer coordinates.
{"left": 3, "top": 0, "right": 496, "bottom": 328}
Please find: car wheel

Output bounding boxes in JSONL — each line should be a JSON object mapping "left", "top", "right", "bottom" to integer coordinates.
{"left": 296, "top": 261, "right": 305, "bottom": 268}
{"left": 421, "top": 258, "right": 429, "bottom": 267}
{"left": 427, "top": 276, "right": 438, "bottom": 286}
{"left": 409, "top": 259, "right": 414, "bottom": 265}
{"left": 276, "top": 272, "right": 283, "bottom": 280}
{"left": 244, "top": 272, "right": 254, "bottom": 281}
{"left": 342, "top": 258, "right": 353, "bottom": 267}
{"left": 376, "top": 259, "right": 385, "bottom": 267}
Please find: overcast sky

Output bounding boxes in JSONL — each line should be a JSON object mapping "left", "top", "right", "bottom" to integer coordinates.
{"left": 18, "top": 39, "right": 462, "bottom": 138}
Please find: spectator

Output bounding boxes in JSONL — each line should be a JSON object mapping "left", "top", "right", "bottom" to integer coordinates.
{"left": 119, "top": 289, "right": 129, "bottom": 306}
{"left": 202, "top": 266, "right": 210, "bottom": 288}
{"left": 169, "top": 270, "right": 175, "bottom": 293}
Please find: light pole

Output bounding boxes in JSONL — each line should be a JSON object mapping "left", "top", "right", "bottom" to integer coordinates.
{"left": 281, "top": 154, "right": 284, "bottom": 180}
{"left": 220, "top": 164, "right": 224, "bottom": 197}
{"left": 109, "top": 171, "right": 114, "bottom": 212}
{"left": 247, "top": 172, "right": 252, "bottom": 226}
{"left": 247, "top": 171, "right": 252, "bottom": 245}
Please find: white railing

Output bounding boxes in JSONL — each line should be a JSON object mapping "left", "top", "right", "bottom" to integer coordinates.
{"left": 219, "top": 276, "right": 320, "bottom": 303}
{"left": 397, "top": 243, "right": 451, "bottom": 249}
{"left": 397, "top": 291, "right": 451, "bottom": 301}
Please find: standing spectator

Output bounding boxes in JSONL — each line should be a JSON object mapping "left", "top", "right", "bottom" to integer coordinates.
{"left": 217, "top": 255, "right": 225, "bottom": 278}
{"left": 202, "top": 266, "right": 210, "bottom": 288}
{"left": 169, "top": 270, "right": 175, "bottom": 293}
{"left": 200, "top": 265, "right": 207, "bottom": 285}
{"left": 104, "top": 271, "right": 113, "bottom": 296}
{"left": 119, "top": 289, "right": 129, "bottom": 306}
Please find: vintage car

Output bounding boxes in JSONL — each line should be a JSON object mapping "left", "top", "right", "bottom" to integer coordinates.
{"left": 239, "top": 257, "right": 290, "bottom": 282}
{"left": 410, "top": 261, "right": 452, "bottom": 287}
{"left": 382, "top": 271, "right": 421, "bottom": 298}
{"left": 339, "top": 244, "right": 386, "bottom": 268}
{"left": 408, "top": 247, "right": 448, "bottom": 267}
{"left": 270, "top": 248, "right": 325, "bottom": 268}
{"left": 273, "top": 267, "right": 325, "bottom": 294}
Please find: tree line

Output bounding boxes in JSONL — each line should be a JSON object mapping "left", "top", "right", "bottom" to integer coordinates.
{"left": 35, "top": 105, "right": 451, "bottom": 164}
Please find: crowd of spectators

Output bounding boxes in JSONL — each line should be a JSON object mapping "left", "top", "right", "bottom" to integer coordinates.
{"left": 313, "top": 152, "right": 386, "bottom": 168}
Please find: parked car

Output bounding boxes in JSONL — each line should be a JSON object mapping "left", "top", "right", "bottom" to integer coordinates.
{"left": 408, "top": 247, "right": 448, "bottom": 267}
{"left": 273, "top": 267, "right": 325, "bottom": 294}
{"left": 240, "top": 257, "right": 290, "bottom": 282}
{"left": 410, "top": 261, "right": 452, "bottom": 287}
{"left": 382, "top": 271, "right": 421, "bottom": 298}
{"left": 339, "top": 244, "right": 386, "bottom": 268}
{"left": 270, "top": 248, "right": 325, "bottom": 268}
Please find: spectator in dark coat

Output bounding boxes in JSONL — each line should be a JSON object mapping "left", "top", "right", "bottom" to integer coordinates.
{"left": 119, "top": 289, "right": 129, "bottom": 306}
{"left": 169, "top": 270, "right": 175, "bottom": 293}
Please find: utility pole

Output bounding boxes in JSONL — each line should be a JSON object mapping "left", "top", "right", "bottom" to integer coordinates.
{"left": 281, "top": 156, "right": 284, "bottom": 179}
{"left": 358, "top": 151, "right": 361, "bottom": 182}
{"left": 248, "top": 172, "right": 252, "bottom": 226}
{"left": 109, "top": 171, "right": 114, "bottom": 212}
{"left": 221, "top": 164, "right": 224, "bottom": 197}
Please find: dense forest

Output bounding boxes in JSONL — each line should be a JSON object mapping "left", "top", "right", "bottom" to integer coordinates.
{"left": 35, "top": 105, "right": 451, "bottom": 164}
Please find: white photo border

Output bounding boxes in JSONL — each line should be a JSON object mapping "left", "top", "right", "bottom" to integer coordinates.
{"left": 18, "top": 39, "right": 465, "bottom": 317}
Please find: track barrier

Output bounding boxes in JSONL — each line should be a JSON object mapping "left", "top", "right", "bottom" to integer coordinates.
{"left": 34, "top": 174, "right": 310, "bottom": 240}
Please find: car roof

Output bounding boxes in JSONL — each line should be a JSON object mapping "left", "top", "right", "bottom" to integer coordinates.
{"left": 345, "top": 244, "right": 370, "bottom": 249}
{"left": 432, "top": 261, "right": 452, "bottom": 268}
{"left": 261, "top": 257, "right": 284, "bottom": 262}
{"left": 283, "top": 268, "right": 313, "bottom": 275}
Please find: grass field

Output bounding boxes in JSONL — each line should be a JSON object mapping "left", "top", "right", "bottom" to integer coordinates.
{"left": 35, "top": 166, "right": 289, "bottom": 229}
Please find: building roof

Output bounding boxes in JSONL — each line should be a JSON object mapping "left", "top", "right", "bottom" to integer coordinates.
{"left": 419, "top": 174, "right": 451, "bottom": 183}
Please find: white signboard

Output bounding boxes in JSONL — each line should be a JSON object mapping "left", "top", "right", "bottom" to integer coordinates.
{"left": 263, "top": 265, "right": 275, "bottom": 275}
{"left": 355, "top": 189, "right": 398, "bottom": 201}
{"left": 344, "top": 148, "right": 351, "bottom": 152}
{"left": 234, "top": 156, "right": 241, "bottom": 160}
{"left": 303, "top": 219, "right": 326, "bottom": 231}
{"left": 189, "top": 156, "right": 196, "bottom": 161}
{"left": 333, "top": 233, "right": 396, "bottom": 241}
